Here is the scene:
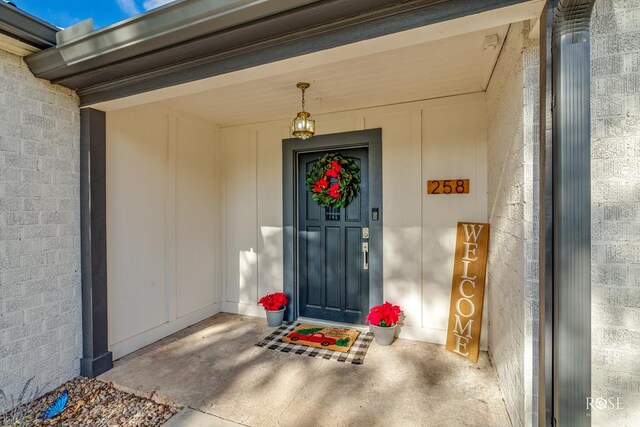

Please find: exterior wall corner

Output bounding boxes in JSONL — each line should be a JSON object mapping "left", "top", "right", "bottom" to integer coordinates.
{"left": 0, "top": 47, "right": 82, "bottom": 400}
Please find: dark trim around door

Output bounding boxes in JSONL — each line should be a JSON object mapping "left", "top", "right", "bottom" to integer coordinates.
{"left": 282, "top": 129, "right": 383, "bottom": 323}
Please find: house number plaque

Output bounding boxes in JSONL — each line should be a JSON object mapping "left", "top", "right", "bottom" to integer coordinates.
{"left": 427, "top": 179, "right": 469, "bottom": 194}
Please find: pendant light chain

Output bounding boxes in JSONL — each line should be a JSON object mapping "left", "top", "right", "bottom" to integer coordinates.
{"left": 292, "top": 82, "right": 315, "bottom": 140}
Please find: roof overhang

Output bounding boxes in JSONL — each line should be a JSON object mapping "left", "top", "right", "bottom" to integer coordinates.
{"left": 25, "top": 0, "right": 530, "bottom": 106}
{"left": 0, "top": 2, "right": 58, "bottom": 55}
{"left": 26, "top": 0, "right": 321, "bottom": 84}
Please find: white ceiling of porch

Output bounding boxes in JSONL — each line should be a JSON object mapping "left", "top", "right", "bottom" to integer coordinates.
{"left": 158, "top": 25, "right": 508, "bottom": 127}
{"left": 93, "top": 1, "right": 545, "bottom": 123}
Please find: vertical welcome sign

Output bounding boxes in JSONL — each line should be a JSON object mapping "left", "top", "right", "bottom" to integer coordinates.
{"left": 446, "top": 222, "right": 490, "bottom": 362}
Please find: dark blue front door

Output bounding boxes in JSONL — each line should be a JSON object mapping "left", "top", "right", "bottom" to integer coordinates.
{"left": 297, "top": 147, "right": 369, "bottom": 324}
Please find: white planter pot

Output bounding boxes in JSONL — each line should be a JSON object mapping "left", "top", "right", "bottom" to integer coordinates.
{"left": 265, "top": 308, "right": 285, "bottom": 327}
{"left": 370, "top": 324, "right": 397, "bottom": 346}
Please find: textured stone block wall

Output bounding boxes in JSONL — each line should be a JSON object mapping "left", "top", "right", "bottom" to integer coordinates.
{"left": 591, "top": 0, "right": 640, "bottom": 425}
{"left": 0, "top": 47, "right": 81, "bottom": 403}
{"left": 486, "top": 21, "right": 540, "bottom": 427}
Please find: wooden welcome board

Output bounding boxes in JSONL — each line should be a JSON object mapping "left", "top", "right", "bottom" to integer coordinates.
{"left": 445, "top": 222, "right": 490, "bottom": 362}
{"left": 427, "top": 179, "right": 469, "bottom": 194}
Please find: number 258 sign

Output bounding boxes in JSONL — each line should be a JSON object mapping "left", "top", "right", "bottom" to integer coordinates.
{"left": 427, "top": 179, "right": 469, "bottom": 195}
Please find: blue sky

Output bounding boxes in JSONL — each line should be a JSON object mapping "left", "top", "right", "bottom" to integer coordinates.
{"left": 10, "top": 0, "right": 175, "bottom": 29}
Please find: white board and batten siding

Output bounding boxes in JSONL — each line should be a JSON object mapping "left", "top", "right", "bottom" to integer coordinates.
{"left": 106, "top": 104, "right": 222, "bottom": 359}
{"left": 221, "top": 93, "right": 489, "bottom": 348}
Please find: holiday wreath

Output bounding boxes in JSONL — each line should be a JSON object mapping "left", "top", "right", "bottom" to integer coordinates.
{"left": 306, "top": 153, "right": 361, "bottom": 208}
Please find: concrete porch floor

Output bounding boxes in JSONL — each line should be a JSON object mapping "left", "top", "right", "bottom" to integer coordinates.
{"left": 100, "top": 313, "right": 511, "bottom": 426}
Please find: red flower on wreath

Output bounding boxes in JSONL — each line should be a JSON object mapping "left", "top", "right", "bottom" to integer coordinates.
{"left": 329, "top": 183, "right": 341, "bottom": 198}
{"left": 325, "top": 169, "right": 339, "bottom": 178}
{"left": 330, "top": 160, "right": 342, "bottom": 173}
{"left": 313, "top": 178, "right": 329, "bottom": 193}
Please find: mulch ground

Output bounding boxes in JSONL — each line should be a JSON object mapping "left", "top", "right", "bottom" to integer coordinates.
{"left": 1, "top": 376, "right": 177, "bottom": 426}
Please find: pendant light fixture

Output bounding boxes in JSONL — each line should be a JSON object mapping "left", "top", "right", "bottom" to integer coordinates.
{"left": 291, "top": 82, "right": 315, "bottom": 140}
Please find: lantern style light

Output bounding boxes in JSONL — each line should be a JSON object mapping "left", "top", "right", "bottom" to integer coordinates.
{"left": 292, "top": 82, "right": 315, "bottom": 140}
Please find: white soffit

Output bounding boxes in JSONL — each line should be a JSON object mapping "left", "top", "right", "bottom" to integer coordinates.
{"left": 156, "top": 26, "right": 509, "bottom": 126}
{"left": 0, "top": 32, "right": 40, "bottom": 56}
{"left": 93, "top": 0, "right": 545, "bottom": 125}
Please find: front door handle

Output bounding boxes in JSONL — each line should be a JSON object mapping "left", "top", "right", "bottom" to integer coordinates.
{"left": 362, "top": 242, "right": 369, "bottom": 270}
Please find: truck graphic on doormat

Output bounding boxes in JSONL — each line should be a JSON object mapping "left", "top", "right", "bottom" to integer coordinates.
{"left": 288, "top": 331, "right": 337, "bottom": 346}
{"left": 284, "top": 326, "right": 354, "bottom": 350}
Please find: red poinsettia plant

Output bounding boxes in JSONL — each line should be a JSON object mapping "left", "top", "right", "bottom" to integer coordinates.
{"left": 258, "top": 292, "right": 288, "bottom": 311}
{"left": 365, "top": 301, "right": 402, "bottom": 327}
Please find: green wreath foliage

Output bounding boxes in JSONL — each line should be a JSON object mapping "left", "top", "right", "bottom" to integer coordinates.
{"left": 305, "top": 152, "right": 361, "bottom": 208}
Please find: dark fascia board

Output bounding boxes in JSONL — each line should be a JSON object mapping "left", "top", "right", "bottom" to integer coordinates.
{"left": 0, "top": 2, "right": 58, "bottom": 49}
{"left": 28, "top": 0, "right": 527, "bottom": 106}
{"left": 26, "top": 0, "right": 321, "bottom": 81}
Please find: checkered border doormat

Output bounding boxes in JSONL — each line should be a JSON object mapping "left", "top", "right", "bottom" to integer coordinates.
{"left": 256, "top": 322, "right": 374, "bottom": 364}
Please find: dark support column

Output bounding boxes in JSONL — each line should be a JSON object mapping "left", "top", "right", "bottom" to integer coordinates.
{"left": 551, "top": 1, "right": 595, "bottom": 425}
{"left": 539, "top": 1, "right": 555, "bottom": 426}
{"left": 80, "top": 108, "right": 113, "bottom": 377}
